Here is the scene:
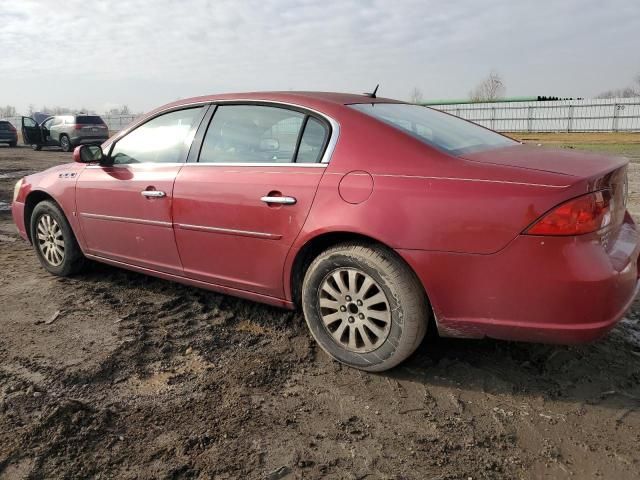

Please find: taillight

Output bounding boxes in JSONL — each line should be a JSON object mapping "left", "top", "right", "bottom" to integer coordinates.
{"left": 74, "top": 124, "right": 83, "bottom": 130}
{"left": 524, "top": 190, "right": 614, "bottom": 236}
{"left": 9, "top": 125, "right": 16, "bottom": 132}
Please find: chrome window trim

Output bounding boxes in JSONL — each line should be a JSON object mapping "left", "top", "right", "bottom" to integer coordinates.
{"left": 85, "top": 162, "right": 327, "bottom": 169}
{"left": 86, "top": 162, "right": 185, "bottom": 169}
{"left": 103, "top": 98, "right": 340, "bottom": 167}
{"left": 183, "top": 162, "right": 327, "bottom": 168}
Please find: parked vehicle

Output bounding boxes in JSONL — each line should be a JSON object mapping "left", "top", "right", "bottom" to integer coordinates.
{"left": 10, "top": 92, "right": 640, "bottom": 371}
{"left": 21, "top": 114, "right": 109, "bottom": 152}
{"left": 0, "top": 120, "right": 18, "bottom": 147}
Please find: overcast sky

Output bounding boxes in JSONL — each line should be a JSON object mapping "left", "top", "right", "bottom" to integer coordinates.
{"left": 1, "top": 0, "right": 639, "bottom": 114}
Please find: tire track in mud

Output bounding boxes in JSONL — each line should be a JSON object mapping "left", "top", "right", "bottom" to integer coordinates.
{"left": 1, "top": 260, "right": 316, "bottom": 478}
{"left": 2, "top": 147, "right": 640, "bottom": 478}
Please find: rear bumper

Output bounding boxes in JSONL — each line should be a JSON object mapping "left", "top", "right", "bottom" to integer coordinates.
{"left": 0, "top": 134, "right": 18, "bottom": 143}
{"left": 11, "top": 201, "right": 28, "bottom": 241}
{"left": 399, "top": 215, "right": 640, "bottom": 344}
{"left": 71, "top": 136, "right": 109, "bottom": 146}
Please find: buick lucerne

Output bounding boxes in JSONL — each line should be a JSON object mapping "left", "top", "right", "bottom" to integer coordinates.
{"left": 11, "top": 92, "right": 639, "bottom": 371}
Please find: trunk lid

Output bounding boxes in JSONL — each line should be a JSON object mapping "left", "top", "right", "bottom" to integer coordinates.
{"left": 461, "top": 143, "right": 628, "bottom": 179}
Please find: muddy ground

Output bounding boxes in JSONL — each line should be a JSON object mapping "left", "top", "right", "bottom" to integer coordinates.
{"left": 0, "top": 141, "right": 639, "bottom": 479}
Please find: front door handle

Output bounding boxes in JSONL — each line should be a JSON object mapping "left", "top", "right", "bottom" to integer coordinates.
{"left": 260, "top": 196, "right": 296, "bottom": 205}
{"left": 141, "top": 190, "right": 166, "bottom": 198}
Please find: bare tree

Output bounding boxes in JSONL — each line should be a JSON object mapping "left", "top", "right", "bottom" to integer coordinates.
{"left": 0, "top": 105, "right": 17, "bottom": 118}
{"left": 409, "top": 87, "right": 424, "bottom": 104}
{"left": 596, "top": 73, "right": 640, "bottom": 99}
{"left": 105, "top": 105, "right": 131, "bottom": 115}
{"left": 469, "top": 71, "right": 506, "bottom": 102}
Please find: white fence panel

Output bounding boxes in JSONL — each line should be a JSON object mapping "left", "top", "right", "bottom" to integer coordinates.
{"left": 431, "top": 97, "right": 640, "bottom": 132}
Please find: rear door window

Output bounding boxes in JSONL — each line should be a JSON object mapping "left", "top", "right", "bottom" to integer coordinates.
{"left": 198, "top": 105, "right": 329, "bottom": 164}
{"left": 296, "top": 117, "right": 328, "bottom": 163}
{"left": 199, "top": 105, "right": 305, "bottom": 164}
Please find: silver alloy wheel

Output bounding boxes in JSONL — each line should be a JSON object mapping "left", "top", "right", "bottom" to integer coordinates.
{"left": 317, "top": 268, "right": 392, "bottom": 353}
{"left": 36, "top": 214, "right": 65, "bottom": 266}
{"left": 60, "top": 136, "right": 70, "bottom": 151}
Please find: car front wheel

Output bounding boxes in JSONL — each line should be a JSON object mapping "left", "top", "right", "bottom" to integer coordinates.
{"left": 30, "top": 200, "right": 86, "bottom": 276}
{"left": 31, "top": 144, "right": 41, "bottom": 151}
{"left": 302, "top": 243, "right": 428, "bottom": 372}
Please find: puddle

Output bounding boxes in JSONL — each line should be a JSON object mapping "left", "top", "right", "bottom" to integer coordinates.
{"left": 0, "top": 170, "right": 31, "bottom": 179}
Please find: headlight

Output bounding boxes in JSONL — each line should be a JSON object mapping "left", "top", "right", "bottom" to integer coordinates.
{"left": 13, "top": 178, "right": 23, "bottom": 202}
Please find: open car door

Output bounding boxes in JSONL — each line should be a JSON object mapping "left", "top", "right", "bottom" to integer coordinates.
{"left": 21, "top": 117, "right": 43, "bottom": 146}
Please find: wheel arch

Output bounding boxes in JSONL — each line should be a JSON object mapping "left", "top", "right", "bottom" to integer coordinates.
{"left": 23, "top": 190, "right": 61, "bottom": 243}
{"left": 288, "top": 230, "right": 433, "bottom": 315}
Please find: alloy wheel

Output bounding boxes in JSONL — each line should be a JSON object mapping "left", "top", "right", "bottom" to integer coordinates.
{"left": 36, "top": 214, "right": 65, "bottom": 266}
{"left": 317, "top": 268, "right": 391, "bottom": 353}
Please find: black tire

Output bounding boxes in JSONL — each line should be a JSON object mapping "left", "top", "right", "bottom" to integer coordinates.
{"left": 9, "top": 141, "right": 17, "bottom": 148}
{"left": 60, "top": 135, "right": 72, "bottom": 152}
{"left": 31, "top": 144, "right": 41, "bottom": 151}
{"left": 302, "top": 243, "right": 428, "bottom": 372}
{"left": 30, "top": 200, "right": 86, "bottom": 276}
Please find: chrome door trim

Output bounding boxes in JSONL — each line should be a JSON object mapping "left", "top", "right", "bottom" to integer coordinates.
{"left": 80, "top": 212, "right": 173, "bottom": 228}
{"left": 175, "top": 223, "right": 282, "bottom": 240}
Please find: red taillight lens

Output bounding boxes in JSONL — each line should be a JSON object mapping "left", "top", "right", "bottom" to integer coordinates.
{"left": 9, "top": 125, "right": 16, "bottom": 132}
{"left": 525, "top": 190, "right": 613, "bottom": 236}
{"left": 74, "top": 124, "right": 83, "bottom": 130}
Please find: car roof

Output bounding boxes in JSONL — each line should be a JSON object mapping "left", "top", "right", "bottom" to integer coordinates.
{"left": 154, "top": 91, "right": 403, "bottom": 115}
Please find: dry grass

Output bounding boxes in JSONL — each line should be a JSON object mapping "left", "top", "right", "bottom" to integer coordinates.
{"left": 507, "top": 132, "right": 640, "bottom": 144}
{"left": 506, "top": 132, "right": 640, "bottom": 163}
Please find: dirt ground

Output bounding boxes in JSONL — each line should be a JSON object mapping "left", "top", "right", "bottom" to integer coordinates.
{"left": 1, "top": 138, "right": 639, "bottom": 479}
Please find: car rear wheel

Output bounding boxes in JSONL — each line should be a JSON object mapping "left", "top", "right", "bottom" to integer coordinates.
{"left": 60, "top": 135, "right": 72, "bottom": 152}
{"left": 9, "top": 141, "right": 16, "bottom": 148}
{"left": 302, "top": 243, "right": 428, "bottom": 372}
{"left": 31, "top": 144, "right": 41, "bottom": 151}
{"left": 30, "top": 201, "right": 86, "bottom": 276}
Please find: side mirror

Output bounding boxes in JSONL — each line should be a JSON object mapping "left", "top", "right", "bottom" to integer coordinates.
{"left": 74, "top": 144, "right": 103, "bottom": 163}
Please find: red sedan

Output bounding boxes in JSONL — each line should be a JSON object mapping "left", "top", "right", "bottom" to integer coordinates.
{"left": 11, "top": 92, "right": 639, "bottom": 371}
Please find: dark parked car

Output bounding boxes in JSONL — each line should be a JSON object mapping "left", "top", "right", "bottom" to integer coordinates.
{"left": 0, "top": 120, "right": 18, "bottom": 147}
{"left": 21, "top": 114, "right": 109, "bottom": 152}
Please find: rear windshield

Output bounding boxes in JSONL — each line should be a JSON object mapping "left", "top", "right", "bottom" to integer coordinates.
{"left": 76, "top": 115, "right": 104, "bottom": 125}
{"left": 0, "top": 121, "right": 11, "bottom": 129}
{"left": 349, "top": 103, "right": 516, "bottom": 155}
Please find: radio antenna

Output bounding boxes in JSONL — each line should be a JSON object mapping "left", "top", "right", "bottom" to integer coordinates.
{"left": 364, "top": 84, "right": 379, "bottom": 98}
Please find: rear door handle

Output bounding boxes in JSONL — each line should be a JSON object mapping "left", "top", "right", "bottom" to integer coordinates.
{"left": 260, "top": 196, "right": 296, "bottom": 205}
{"left": 141, "top": 190, "right": 166, "bottom": 198}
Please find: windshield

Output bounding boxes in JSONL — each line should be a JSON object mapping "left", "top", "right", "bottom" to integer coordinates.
{"left": 349, "top": 103, "right": 516, "bottom": 155}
